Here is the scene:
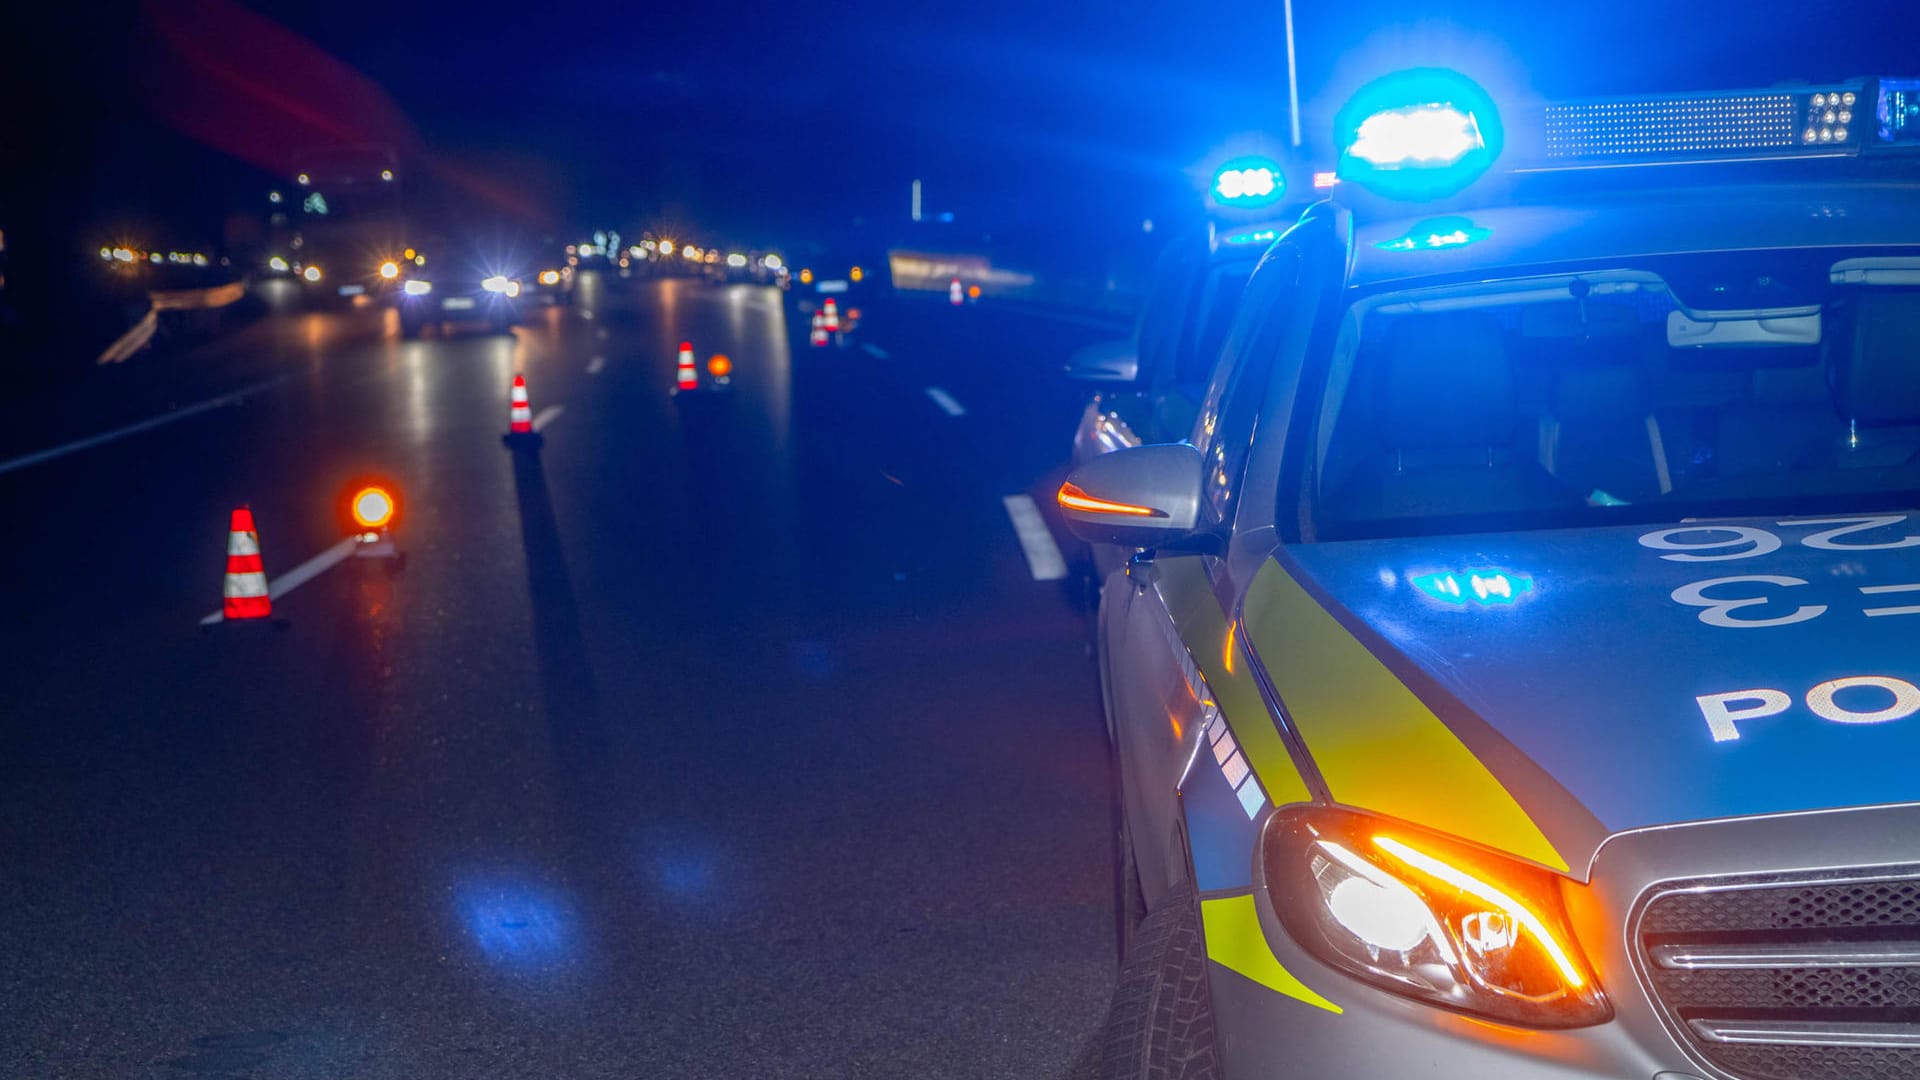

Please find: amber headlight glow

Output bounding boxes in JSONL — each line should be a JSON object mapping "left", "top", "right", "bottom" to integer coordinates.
{"left": 1264, "top": 807, "right": 1609, "bottom": 1028}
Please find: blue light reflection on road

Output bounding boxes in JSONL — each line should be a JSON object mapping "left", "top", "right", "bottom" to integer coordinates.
{"left": 454, "top": 878, "right": 575, "bottom": 970}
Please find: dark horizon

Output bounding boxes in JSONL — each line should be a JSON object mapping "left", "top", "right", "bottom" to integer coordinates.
{"left": 10, "top": 0, "right": 1920, "bottom": 255}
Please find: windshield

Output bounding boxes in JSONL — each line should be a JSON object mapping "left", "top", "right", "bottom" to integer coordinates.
{"left": 1310, "top": 250, "right": 1920, "bottom": 539}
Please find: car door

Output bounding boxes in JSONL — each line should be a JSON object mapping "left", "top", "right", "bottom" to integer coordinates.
{"left": 1099, "top": 241, "right": 1312, "bottom": 910}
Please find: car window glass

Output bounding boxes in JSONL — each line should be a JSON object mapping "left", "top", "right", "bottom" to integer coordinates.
{"left": 1175, "top": 263, "right": 1254, "bottom": 391}
{"left": 1306, "top": 256, "right": 1920, "bottom": 539}
{"left": 1192, "top": 245, "right": 1301, "bottom": 529}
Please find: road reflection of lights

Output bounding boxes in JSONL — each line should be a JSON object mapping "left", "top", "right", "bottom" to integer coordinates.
{"left": 494, "top": 332, "right": 521, "bottom": 390}
{"left": 454, "top": 878, "right": 574, "bottom": 968}
{"left": 403, "top": 334, "right": 432, "bottom": 444}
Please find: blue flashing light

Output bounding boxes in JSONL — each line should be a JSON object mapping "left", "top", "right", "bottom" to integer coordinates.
{"left": 1373, "top": 215, "right": 1492, "bottom": 252}
{"left": 1411, "top": 569, "right": 1534, "bottom": 607}
{"left": 1336, "top": 69, "right": 1503, "bottom": 200}
{"left": 1224, "top": 228, "right": 1279, "bottom": 246}
{"left": 1211, "top": 156, "right": 1286, "bottom": 208}
{"left": 1881, "top": 79, "right": 1920, "bottom": 145}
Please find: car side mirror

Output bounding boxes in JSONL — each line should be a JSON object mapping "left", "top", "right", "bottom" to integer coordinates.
{"left": 1065, "top": 337, "right": 1141, "bottom": 383}
{"left": 1057, "top": 442, "right": 1204, "bottom": 549}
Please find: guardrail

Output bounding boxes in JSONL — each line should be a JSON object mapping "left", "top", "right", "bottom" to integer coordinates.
{"left": 97, "top": 280, "right": 249, "bottom": 365}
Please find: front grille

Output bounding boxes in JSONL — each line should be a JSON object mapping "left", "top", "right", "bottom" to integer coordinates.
{"left": 1628, "top": 864, "right": 1920, "bottom": 1076}
{"left": 1638, "top": 870, "right": 1920, "bottom": 1080}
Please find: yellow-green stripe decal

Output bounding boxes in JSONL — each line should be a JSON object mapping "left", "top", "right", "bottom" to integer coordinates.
{"left": 1244, "top": 560, "right": 1567, "bottom": 872}
{"left": 1200, "top": 894, "right": 1341, "bottom": 1013}
{"left": 1156, "top": 559, "right": 1312, "bottom": 808}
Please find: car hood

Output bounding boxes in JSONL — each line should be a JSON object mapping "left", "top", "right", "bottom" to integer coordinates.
{"left": 1280, "top": 514, "right": 1920, "bottom": 849}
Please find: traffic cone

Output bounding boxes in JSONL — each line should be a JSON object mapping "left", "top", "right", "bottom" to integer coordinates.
{"left": 502, "top": 373, "right": 543, "bottom": 449}
{"left": 673, "top": 341, "right": 699, "bottom": 392}
{"left": 949, "top": 277, "right": 964, "bottom": 306}
{"left": 221, "top": 505, "right": 271, "bottom": 621}
{"left": 809, "top": 312, "right": 828, "bottom": 348}
{"left": 822, "top": 298, "right": 841, "bottom": 332}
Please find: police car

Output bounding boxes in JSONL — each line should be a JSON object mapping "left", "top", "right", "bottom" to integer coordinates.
{"left": 1068, "top": 69, "right": 1920, "bottom": 1080}
{"left": 1069, "top": 202, "right": 1304, "bottom": 584}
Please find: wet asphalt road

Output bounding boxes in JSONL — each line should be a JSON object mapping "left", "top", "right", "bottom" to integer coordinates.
{"left": 0, "top": 273, "right": 1127, "bottom": 1078}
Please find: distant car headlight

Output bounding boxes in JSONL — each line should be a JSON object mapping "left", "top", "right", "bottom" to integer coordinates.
{"left": 303, "top": 265, "right": 322, "bottom": 282}
{"left": 1265, "top": 807, "right": 1609, "bottom": 1028}
{"left": 538, "top": 269, "right": 560, "bottom": 286}
{"left": 379, "top": 260, "right": 400, "bottom": 280}
{"left": 268, "top": 256, "right": 289, "bottom": 272}
{"left": 403, "top": 279, "right": 432, "bottom": 296}
{"left": 482, "top": 275, "right": 521, "bottom": 296}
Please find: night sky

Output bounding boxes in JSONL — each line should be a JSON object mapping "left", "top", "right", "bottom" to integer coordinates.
{"left": 9, "top": 0, "right": 1920, "bottom": 254}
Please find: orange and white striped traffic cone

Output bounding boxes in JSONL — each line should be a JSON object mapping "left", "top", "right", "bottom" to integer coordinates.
{"left": 822, "top": 298, "right": 841, "bottom": 333}
{"left": 221, "top": 505, "right": 271, "bottom": 621}
{"left": 673, "top": 341, "right": 699, "bottom": 393}
{"left": 809, "top": 312, "right": 829, "bottom": 348}
{"left": 949, "top": 277, "right": 964, "bottom": 306}
{"left": 502, "top": 373, "right": 543, "bottom": 449}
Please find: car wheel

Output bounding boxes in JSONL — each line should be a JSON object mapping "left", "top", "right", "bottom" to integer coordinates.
{"left": 1098, "top": 884, "right": 1222, "bottom": 1080}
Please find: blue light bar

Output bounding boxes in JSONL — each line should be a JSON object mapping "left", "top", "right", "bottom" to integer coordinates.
{"left": 1530, "top": 81, "right": 1920, "bottom": 166}
{"left": 1335, "top": 69, "right": 1504, "bottom": 201}
{"left": 1211, "top": 156, "right": 1286, "bottom": 208}
{"left": 1882, "top": 79, "right": 1920, "bottom": 145}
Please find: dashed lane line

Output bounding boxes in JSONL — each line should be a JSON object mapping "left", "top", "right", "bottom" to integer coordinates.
{"left": 1002, "top": 494, "right": 1068, "bottom": 582}
{"left": 924, "top": 386, "right": 966, "bottom": 417}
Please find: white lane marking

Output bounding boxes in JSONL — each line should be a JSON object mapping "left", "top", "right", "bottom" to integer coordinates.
{"left": 0, "top": 376, "right": 286, "bottom": 478}
{"left": 924, "top": 386, "right": 966, "bottom": 417}
{"left": 587, "top": 355, "right": 607, "bottom": 375}
{"left": 532, "top": 404, "right": 565, "bottom": 431}
{"left": 97, "top": 309, "right": 158, "bottom": 364}
{"left": 1002, "top": 494, "right": 1068, "bottom": 582}
{"left": 199, "top": 536, "right": 359, "bottom": 625}
{"left": 861, "top": 343, "right": 890, "bottom": 359}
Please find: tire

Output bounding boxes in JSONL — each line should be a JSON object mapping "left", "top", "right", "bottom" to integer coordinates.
{"left": 1098, "top": 886, "right": 1222, "bottom": 1080}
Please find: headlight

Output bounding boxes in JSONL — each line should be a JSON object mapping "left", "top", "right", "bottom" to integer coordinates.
{"left": 403, "top": 280, "right": 432, "bottom": 296}
{"left": 538, "top": 269, "right": 560, "bottom": 286}
{"left": 268, "top": 256, "right": 289, "bottom": 272}
{"left": 481, "top": 275, "right": 511, "bottom": 293}
{"left": 379, "top": 260, "right": 400, "bottom": 279}
{"left": 505, "top": 280, "right": 521, "bottom": 298}
{"left": 1265, "top": 807, "right": 1609, "bottom": 1027}
{"left": 303, "top": 265, "right": 322, "bottom": 282}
